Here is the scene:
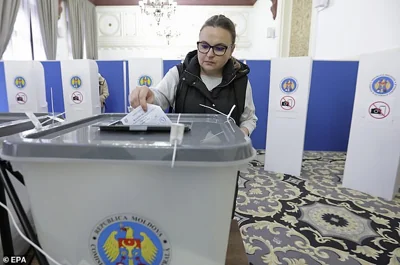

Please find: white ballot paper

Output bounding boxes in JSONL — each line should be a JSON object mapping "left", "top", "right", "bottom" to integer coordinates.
{"left": 121, "top": 104, "right": 172, "bottom": 125}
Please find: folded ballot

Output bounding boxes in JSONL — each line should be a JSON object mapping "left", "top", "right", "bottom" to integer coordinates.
{"left": 121, "top": 104, "right": 172, "bottom": 125}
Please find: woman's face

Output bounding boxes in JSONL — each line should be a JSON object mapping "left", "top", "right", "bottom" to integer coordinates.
{"left": 197, "top": 26, "right": 235, "bottom": 75}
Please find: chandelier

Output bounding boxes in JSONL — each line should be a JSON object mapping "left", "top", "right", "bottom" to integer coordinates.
{"left": 157, "top": 26, "right": 180, "bottom": 45}
{"left": 138, "top": 0, "right": 177, "bottom": 25}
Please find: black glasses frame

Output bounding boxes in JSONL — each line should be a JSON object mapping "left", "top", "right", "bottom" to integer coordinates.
{"left": 196, "top": 41, "right": 231, "bottom": 56}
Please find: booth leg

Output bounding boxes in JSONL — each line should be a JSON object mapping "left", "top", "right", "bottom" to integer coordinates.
{"left": 0, "top": 178, "right": 15, "bottom": 257}
{"left": 0, "top": 164, "right": 50, "bottom": 265}
{"left": 231, "top": 171, "right": 240, "bottom": 219}
{"left": 3, "top": 160, "right": 25, "bottom": 185}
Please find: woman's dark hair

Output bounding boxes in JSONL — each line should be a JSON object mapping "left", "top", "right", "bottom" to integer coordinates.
{"left": 200, "top": 14, "right": 236, "bottom": 44}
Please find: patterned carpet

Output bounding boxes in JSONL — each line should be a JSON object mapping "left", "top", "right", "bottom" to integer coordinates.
{"left": 235, "top": 151, "right": 400, "bottom": 265}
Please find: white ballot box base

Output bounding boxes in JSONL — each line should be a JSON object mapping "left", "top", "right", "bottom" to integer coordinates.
{"left": 17, "top": 162, "right": 239, "bottom": 265}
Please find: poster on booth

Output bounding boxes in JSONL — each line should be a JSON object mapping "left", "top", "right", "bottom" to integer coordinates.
{"left": 280, "top": 96, "right": 296, "bottom": 111}
{"left": 343, "top": 49, "right": 400, "bottom": 201}
{"left": 68, "top": 76, "right": 86, "bottom": 105}
{"left": 369, "top": 74, "right": 396, "bottom": 96}
{"left": 367, "top": 100, "right": 392, "bottom": 121}
{"left": 10, "top": 74, "right": 30, "bottom": 108}
{"left": 280, "top": 77, "right": 298, "bottom": 94}
{"left": 15, "top": 91, "right": 28, "bottom": 105}
{"left": 14, "top": 77, "right": 28, "bottom": 106}
{"left": 349, "top": 75, "right": 397, "bottom": 125}
{"left": 138, "top": 75, "right": 152, "bottom": 87}
{"left": 275, "top": 77, "right": 299, "bottom": 115}
{"left": 70, "top": 91, "right": 85, "bottom": 105}
{"left": 363, "top": 74, "right": 397, "bottom": 123}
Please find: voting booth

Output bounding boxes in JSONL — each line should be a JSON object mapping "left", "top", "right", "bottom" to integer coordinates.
{"left": 60, "top": 60, "right": 101, "bottom": 122}
{"left": 3, "top": 61, "right": 48, "bottom": 113}
{"left": 0, "top": 113, "right": 255, "bottom": 265}
{"left": 128, "top": 58, "right": 163, "bottom": 94}
{"left": 343, "top": 49, "right": 400, "bottom": 201}
{"left": 264, "top": 57, "right": 313, "bottom": 176}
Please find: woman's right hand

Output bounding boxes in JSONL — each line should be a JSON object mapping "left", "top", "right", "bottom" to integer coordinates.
{"left": 129, "top": 86, "right": 155, "bottom": 111}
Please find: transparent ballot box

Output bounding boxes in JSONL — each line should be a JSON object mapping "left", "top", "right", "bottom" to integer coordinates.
{"left": 1, "top": 113, "right": 255, "bottom": 265}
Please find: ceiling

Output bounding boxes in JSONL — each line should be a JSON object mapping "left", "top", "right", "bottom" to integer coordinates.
{"left": 92, "top": 0, "right": 257, "bottom": 6}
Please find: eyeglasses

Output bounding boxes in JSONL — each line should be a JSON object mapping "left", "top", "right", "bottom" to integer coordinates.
{"left": 197, "top": 41, "right": 231, "bottom": 56}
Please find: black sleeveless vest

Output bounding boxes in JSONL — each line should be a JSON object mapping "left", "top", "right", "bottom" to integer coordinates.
{"left": 171, "top": 50, "right": 250, "bottom": 126}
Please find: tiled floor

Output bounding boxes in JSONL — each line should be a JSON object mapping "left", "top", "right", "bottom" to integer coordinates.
{"left": 238, "top": 151, "right": 400, "bottom": 265}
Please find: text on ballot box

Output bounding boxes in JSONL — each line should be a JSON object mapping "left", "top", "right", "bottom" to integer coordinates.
{"left": 343, "top": 49, "right": 400, "bottom": 201}
{"left": 264, "top": 57, "right": 313, "bottom": 177}
{"left": 60, "top": 60, "right": 100, "bottom": 122}
{"left": 3, "top": 61, "right": 48, "bottom": 113}
{"left": 128, "top": 58, "right": 163, "bottom": 94}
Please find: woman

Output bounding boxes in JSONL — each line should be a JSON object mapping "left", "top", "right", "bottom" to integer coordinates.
{"left": 129, "top": 14, "right": 258, "bottom": 218}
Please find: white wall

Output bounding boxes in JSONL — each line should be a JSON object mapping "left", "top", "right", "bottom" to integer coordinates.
{"left": 310, "top": 0, "right": 400, "bottom": 60}
{"left": 97, "top": 0, "right": 281, "bottom": 60}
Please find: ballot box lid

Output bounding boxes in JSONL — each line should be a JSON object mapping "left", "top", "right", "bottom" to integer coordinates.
{"left": 0, "top": 112, "right": 51, "bottom": 138}
{"left": 1, "top": 113, "right": 256, "bottom": 164}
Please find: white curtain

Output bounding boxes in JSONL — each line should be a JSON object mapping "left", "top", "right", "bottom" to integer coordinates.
{"left": 0, "top": 0, "right": 21, "bottom": 59}
{"left": 83, "top": 0, "right": 98, "bottom": 59}
{"left": 1, "top": 0, "right": 32, "bottom": 60}
{"left": 35, "top": 0, "right": 58, "bottom": 60}
{"left": 66, "top": 0, "right": 84, "bottom": 59}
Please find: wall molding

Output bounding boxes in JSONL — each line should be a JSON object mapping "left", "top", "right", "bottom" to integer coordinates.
{"left": 289, "top": 0, "right": 312, "bottom": 57}
{"left": 97, "top": 6, "right": 252, "bottom": 49}
{"left": 94, "top": 0, "right": 257, "bottom": 6}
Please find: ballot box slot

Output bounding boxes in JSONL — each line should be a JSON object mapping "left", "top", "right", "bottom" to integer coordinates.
{"left": 95, "top": 120, "right": 193, "bottom": 133}
{"left": 24, "top": 114, "right": 109, "bottom": 139}
{"left": 0, "top": 113, "right": 48, "bottom": 123}
{"left": 0, "top": 113, "right": 52, "bottom": 138}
